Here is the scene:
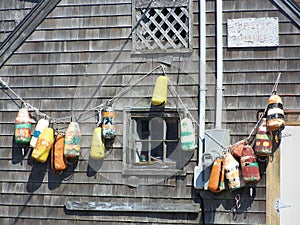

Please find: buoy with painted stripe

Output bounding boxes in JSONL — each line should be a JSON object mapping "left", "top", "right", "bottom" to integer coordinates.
{"left": 15, "top": 108, "right": 32, "bottom": 144}
{"left": 30, "top": 118, "right": 49, "bottom": 148}
{"left": 180, "top": 117, "right": 197, "bottom": 151}
{"left": 64, "top": 122, "right": 81, "bottom": 158}
{"left": 266, "top": 94, "right": 285, "bottom": 132}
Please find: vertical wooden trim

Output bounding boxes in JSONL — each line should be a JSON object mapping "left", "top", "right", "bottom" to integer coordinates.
{"left": 266, "top": 148, "right": 280, "bottom": 225}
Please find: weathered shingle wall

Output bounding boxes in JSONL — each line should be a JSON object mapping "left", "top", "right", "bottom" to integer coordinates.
{"left": 0, "top": 0, "right": 299, "bottom": 224}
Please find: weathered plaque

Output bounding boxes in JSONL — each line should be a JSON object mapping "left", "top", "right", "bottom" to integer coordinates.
{"left": 227, "top": 17, "right": 279, "bottom": 48}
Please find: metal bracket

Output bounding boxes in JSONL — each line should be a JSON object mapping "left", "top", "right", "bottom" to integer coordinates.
{"left": 274, "top": 199, "right": 291, "bottom": 212}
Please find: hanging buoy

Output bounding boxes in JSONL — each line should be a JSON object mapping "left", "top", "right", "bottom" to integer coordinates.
{"left": 208, "top": 158, "right": 225, "bottom": 193}
{"left": 180, "top": 117, "right": 197, "bottom": 151}
{"left": 31, "top": 128, "right": 54, "bottom": 163}
{"left": 255, "top": 118, "right": 272, "bottom": 156}
{"left": 266, "top": 94, "right": 285, "bottom": 132}
{"left": 224, "top": 153, "right": 241, "bottom": 190}
{"left": 30, "top": 118, "right": 49, "bottom": 148}
{"left": 51, "top": 134, "right": 67, "bottom": 171}
{"left": 90, "top": 127, "right": 105, "bottom": 160}
{"left": 101, "top": 106, "right": 116, "bottom": 140}
{"left": 230, "top": 139, "right": 247, "bottom": 159}
{"left": 64, "top": 122, "right": 81, "bottom": 158}
{"left": 151, "top": 75, "right": 168, "bottom": 106}
{"left": 15, "top": 108, "right": 32, "bottom": 144}
{"left": 240, "top": 145, "right": 260, "bottom": 183}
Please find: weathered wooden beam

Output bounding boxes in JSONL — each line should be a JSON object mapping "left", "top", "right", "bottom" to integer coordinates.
{"left": 0, "top": 0, "right": 61, "bottom": 68}
{"left": 266, "top": 148, "right": 280, "bottom": 225}
{"left": 65, "top": 201, "right": 200, "bottom": 213}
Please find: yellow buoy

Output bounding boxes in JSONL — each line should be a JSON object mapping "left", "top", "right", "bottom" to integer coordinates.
{"left": 90, "top": 127, "right": 105, "bottom": 160}
{"left": 32, "top": 128, "right": 54, "bottom": 163}
{"left": 151, "top": 75, "right": 168, "bottom": 106}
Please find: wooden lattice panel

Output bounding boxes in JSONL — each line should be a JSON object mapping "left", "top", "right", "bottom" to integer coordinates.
{"left": 134, "top": 6, "right": 189, "bottom": 50}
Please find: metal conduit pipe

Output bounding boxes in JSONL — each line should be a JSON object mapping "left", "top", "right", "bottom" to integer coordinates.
{"left": 194, "top": 0, "right": 207, "bottom": 189}
{"left": 215, "top": 0, "right": 223, "bottom": 129}
{"left": 198, "top": 0, "right": 206, "bottom": 164}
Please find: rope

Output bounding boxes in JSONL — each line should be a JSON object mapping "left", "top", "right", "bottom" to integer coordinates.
{"left": 0, "top": 68, "right": 282, "bottom": 147}
{"left": 0, "top": 64, "right": 162, "bottom": 124}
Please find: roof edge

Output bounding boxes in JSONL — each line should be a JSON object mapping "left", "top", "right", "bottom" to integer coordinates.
{"left": 271, "top": 0, "right": 300, "bottom": 29}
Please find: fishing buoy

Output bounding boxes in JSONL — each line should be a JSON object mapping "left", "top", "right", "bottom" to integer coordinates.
{"left": 255, "top": 118, "right": 272, "bottom": 156}
{"left": 180, "top": 117, "right": 197, "bottom": 151}
{"left": 51, "top": 134, "right": 67, "bottom": 171}
{"left": 224, "top": 153, "right": 241, "bottom": 190}
{"left": 101, "top": 106, "right": 116, "bottom": 140}
{"left": 266, "top": 94, "right": 285, "bottom": 132}
{"left": 90, "top": 127, "right": 105, "bottom": 160}
{"left": 64, "top": 122, "right": 81, "bottom": 158}
{"left": 240, "top": 145, "right": 260, "bottom": 183}
{"left": 208, "top": 158, "right": 225, "bottom": 193}
{"left": 15, "top": 108, "right": 32, "bottom": 144}
{"left": 30, "top": 118, "right": 49, "bottom": 148}
{"left": 151, "top": 75, "right": 168, "bottom": 106}
{"left": 230, "top": 139, "right": 247, "bottom": 159}
{"left": 31, "top": 128, "right": 54, "bottom": 163}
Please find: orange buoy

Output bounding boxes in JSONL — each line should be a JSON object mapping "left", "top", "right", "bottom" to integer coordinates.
{"left": 51, "top": 134, "right": 67, "bottom": 171}
{"left": 208, "top": 158, "right": 225, "bottom": 193}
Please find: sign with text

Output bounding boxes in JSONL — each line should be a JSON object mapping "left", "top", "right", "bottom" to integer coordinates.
{"left": 227, "top": 17, "right": 279, "bottom": 48}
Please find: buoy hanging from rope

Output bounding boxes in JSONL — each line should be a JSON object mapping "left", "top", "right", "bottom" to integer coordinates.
{"left": 51, "top": 134, "right": 67, "bottom": 171}
{"left": 64, "top": 122, "right": 81, "bottom": 158}
{"left": 15, "top": 108, "right": 32, "bottom": 144}
{"left": 208, "top": 157, "right": 225, "bottom": 193}
{"left": 151, "top": 75, "right": 168, "bottom": 106}
{"left": 90, "top": 127, "right": 105, "bottom": 160}
{"left": 30, "top": 118, "right": 49, "bottom": 148}
{"left": 266, "top": 94, "right": 285, "bottom": 132}
{"left": 255, "top": 118, "right": 272, "bottom": 156}
{"left": 224, "top": 153, "right": 241, "bottom": 190}
{"left": 31, "top": 128, "right": 54, "bottom": 163}
{"left": 101, "top": 106, "right": 116, "bottom": 140}
{"left": 240, "top": 145, "right": 260, "bottom": 183}
{"left": 180, "top": 117, "right": 197, "bottom": 151}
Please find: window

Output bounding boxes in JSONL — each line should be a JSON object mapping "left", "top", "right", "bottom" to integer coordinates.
{"left": 132, "top": 0, "right": 192, "bottom": 53}
{"left": 123, "top": 108, "right": 193, "bottom": 176}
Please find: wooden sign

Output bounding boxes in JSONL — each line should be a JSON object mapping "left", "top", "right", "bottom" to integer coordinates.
{"left": 227, "top": 17, "right": 279, "bottom": 48}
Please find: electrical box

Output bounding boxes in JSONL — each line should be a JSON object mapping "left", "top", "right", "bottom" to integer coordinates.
{"left": 194, "top": 129, "right": 230, "bottom": 189}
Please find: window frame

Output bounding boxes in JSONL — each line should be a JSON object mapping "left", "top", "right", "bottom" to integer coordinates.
{"left": 132, "top": 0, "right": 193, "bottom": 54}
{"left": 122, "top": 107, "right": 190, "bottom": 176}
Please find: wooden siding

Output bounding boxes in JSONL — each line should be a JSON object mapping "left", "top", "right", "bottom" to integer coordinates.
{"left": 0, "top": 0, "right": 299, "bottom": 224}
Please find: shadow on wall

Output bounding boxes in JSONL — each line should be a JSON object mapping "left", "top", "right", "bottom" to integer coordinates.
{"left": 194, "top": 186, "right": 258, "bottom": 224}
{"left": 11, "top": 139, "right": 78, "bottom": 192}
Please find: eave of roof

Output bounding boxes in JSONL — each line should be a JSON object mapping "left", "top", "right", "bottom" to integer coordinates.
{"left": 271, "top": 0, "right": 300, "bottom": 28}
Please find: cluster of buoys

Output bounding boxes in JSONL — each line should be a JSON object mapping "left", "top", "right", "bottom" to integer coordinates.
{"left": 207, "top": 94, "right": 285, "bottom": 193}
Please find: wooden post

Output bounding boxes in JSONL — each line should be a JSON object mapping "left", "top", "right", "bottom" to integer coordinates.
{"left": 266, "top": 148, "right": 280, "bottom": 225}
